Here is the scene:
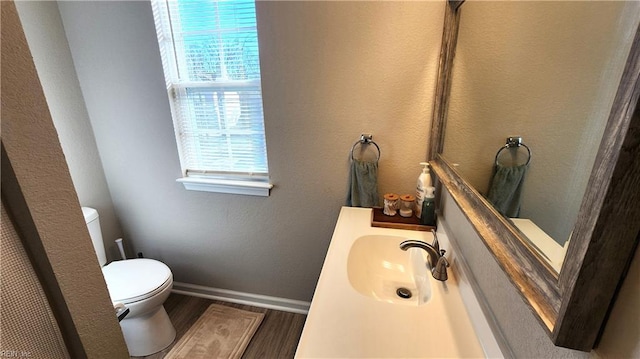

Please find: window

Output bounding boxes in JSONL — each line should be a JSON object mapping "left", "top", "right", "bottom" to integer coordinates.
{"left": 152, "top": 0, "right": 272, "bottom": 196}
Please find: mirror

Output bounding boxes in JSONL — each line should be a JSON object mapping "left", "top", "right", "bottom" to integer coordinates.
{"left": 441, "top": 1, "right": 639, "bottom": 274}
{"left": 429, "top": 0, "right": 640, "bottom": 351}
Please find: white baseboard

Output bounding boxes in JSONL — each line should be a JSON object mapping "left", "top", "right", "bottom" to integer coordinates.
{"left": 172, "top": 282, "right": 310, "bottom": 315}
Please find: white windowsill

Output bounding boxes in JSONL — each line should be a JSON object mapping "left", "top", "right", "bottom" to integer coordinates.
{"left": 176, "top": 177, "right": 273, "bottom": 196}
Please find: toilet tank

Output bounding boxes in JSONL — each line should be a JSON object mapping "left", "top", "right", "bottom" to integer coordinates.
{"left": 81, "top": 207, "right": 107, "bottom": 266}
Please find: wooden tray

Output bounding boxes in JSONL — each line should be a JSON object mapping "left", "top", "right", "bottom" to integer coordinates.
{"left": 370, "top": 207, "right": 436, "bottom": 232}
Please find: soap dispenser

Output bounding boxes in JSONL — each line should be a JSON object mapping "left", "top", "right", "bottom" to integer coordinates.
{"left": 420, "top": 186, "right": 436, "bottom": 226}
{"left": 415, "top": 162, "right": 432, "bottom": 218}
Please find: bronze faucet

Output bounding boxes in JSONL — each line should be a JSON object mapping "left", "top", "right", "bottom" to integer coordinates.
{"left": 399, "top": 230, "right": 449, "bottom": 281}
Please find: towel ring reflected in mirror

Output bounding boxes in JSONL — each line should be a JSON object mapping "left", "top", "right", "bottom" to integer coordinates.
{"left": 494, "top": 136, "right": 532, "bottom": 167}
{"left": 350, "top": 134, "right": 381, "bottom": 162}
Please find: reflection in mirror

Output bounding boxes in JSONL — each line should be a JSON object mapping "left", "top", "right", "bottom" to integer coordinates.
{"left": 441, "top": 1, "right": 640, "bottom": 273}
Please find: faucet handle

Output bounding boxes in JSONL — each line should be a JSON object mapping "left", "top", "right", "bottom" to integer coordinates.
{"left": 430, "top": 229, "right": 440, "bottom": 253}
{"left": 432, "top": 255, "right": 450, "bottom": 281}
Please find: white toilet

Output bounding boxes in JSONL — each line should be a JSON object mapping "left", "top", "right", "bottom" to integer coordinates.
{"left": 82, "top": 207, "right": 176, "bottom": 356}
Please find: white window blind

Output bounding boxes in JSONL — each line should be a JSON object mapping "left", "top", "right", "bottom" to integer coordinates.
{"left": 152, "top": 0, "right": 271, "bottom": 195}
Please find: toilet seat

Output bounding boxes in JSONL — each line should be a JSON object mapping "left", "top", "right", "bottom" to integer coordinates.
{"left": 102, "top": 258, "right": 172, "bottom": 304}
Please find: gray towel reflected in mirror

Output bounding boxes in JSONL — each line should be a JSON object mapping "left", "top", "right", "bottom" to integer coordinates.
{"left": 486, "top": 163, "right": 528, "bottom": 217}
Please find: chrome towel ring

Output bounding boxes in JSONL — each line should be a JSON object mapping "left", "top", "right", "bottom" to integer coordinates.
{"left": 351, "top": 134, "right": 381, "bottom": 162}
{"left": 495, "top": 136, "right": 531, "bottom": 167}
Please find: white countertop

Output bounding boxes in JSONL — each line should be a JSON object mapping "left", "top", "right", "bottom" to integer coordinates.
{"left": 295, "top": 207, "right": 485, "bottom": 358}
{"left": 510, "top": 218, "right": 567, "bottom": 273}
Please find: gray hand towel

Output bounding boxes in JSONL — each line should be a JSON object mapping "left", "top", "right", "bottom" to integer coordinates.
{"left": 346, "top": 159, "right": 380, "bottom": 208}
{"left": 486, "top": 163, "right": 528, "bottom": 217}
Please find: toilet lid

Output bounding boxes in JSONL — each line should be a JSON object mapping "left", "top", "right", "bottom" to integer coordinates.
{"left": 102, "top": 258, "right": 172, "bottom": 303}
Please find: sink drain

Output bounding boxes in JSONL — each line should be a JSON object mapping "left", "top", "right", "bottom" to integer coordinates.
{"left": 396, "top": 287, "right": 412, "bottom": 299}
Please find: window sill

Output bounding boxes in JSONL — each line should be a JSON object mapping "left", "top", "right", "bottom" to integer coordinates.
{"left": 176, "top": 177, "right": 273, "bottom": 197}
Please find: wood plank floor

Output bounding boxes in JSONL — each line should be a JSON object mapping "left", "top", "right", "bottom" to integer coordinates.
{"left": 137, "top": 293, "right": 307, "bottom": 359}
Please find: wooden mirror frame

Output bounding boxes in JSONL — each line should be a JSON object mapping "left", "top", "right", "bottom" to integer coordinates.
{"left": 429, "top": 0, "right": 640, "bottom": 351}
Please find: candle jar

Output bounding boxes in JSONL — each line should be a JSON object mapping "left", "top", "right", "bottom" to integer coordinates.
{"left": 383, "top": 193, "right": 399, "bottom": 216}
{"left": 399, "top": 194, "right": 415, "bottom": 218}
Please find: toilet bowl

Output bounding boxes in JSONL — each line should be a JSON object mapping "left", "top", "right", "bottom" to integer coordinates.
{"left": 102, "top": 258, "right": 176, "bottom": 356}
{"left": 82, "top": 207, "right": 176, "bottom": 356}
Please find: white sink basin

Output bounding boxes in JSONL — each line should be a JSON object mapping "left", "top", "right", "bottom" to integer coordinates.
{"left": 347, "top": 235, "right": 431, "bottom": 305}
{"left": 296, "top": 208, "right": 489, "bottom": 358}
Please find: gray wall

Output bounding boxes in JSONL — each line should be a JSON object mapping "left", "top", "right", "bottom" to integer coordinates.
{"left": 15, "top": 1, "right": 124, "bottom": 262}
{"left": 2, "top": 1, "right": 128, "bottom": 353}
{"left": 13, "top": 0, "right": 640, "bottom": 355}
{"left": 55, "top": 0, "right": 445, "bottom": 301}
{"left": 441, "top": 190, "right": 640, "bottom": 358}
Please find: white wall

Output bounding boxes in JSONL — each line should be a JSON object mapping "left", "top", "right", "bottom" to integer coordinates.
{"left": 56, "top": 0, "right": 445, "bottom": 301}
{"left": 441, "top": 191, "right": 640, "bottom": 358}
{"left": 15, "top": 1, "right": 124, "bottom": 262}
